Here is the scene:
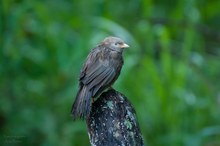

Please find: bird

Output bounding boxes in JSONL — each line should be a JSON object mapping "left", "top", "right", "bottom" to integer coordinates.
{"left": 71, "top": 36, "right": 129, "bottom": 120}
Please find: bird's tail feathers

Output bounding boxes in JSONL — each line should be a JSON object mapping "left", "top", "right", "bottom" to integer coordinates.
{"left": 71, "top": 86, "right": 92, "bottom": 120}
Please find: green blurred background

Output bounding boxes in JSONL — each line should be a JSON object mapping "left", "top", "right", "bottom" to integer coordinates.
{"left": 1, "top": 0, "right": 220, "bottom": 146}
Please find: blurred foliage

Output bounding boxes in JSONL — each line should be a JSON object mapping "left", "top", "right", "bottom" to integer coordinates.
{"left": 1, "top": 0, "right": 220, "bottom": 146}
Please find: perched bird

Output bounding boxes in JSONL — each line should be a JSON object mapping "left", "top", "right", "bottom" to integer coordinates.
{"left": 71, "top": 36, "right": 129, "bottom": 120}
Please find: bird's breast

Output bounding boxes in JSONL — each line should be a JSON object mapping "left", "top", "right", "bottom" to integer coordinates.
{"left": 100, "top": 50, "right": 123, "bottom": 68}
{"left": 110, "top": 51, "right": 122, "bottom": 60}
{"left": 109, "top": 51, "right": 123, "bottom": 68}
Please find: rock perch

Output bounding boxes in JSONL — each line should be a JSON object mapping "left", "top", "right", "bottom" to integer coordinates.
{"left": 86, "top": 89, "right": 145, "bottom": 146}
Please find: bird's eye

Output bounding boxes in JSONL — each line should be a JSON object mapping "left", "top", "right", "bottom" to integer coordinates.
{"left": 115, "top": 42, "right": 122, "bottom": 45}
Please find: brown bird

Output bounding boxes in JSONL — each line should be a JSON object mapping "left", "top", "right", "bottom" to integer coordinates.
{"left": 71, "top": 36, "right": 129, "bottom": 120}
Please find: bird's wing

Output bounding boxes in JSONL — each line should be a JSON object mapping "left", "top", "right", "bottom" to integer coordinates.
{"left": 79, "top": 48, "right": 101, "bottom": 81}
{"left": 79, "top": 48, "right": 115, "bottom": 95}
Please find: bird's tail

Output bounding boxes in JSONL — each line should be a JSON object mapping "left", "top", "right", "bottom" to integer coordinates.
{"left": 71, "top": 86, "right": 92, "bottom": 120}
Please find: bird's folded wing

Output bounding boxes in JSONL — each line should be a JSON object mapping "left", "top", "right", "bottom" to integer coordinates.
{"left": 81, "top": 62, "right": 115, "bottom": 89}
{"left": 79, "top": 47, "right": 116, "bottom": 96}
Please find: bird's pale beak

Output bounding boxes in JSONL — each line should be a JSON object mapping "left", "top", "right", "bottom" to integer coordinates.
{"left": 120, "top": 43, "right": 129, "bottom": 48}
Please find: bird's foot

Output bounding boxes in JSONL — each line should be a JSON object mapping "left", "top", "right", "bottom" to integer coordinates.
{"left": 109, "top": 86, "right": 114, "bottom": 90}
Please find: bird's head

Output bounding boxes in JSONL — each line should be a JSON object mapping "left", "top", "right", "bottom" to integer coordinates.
{"left": 101, "top": 36, "right": 129, "bottom": 53}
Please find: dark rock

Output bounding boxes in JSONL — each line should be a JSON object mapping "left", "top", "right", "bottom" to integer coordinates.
{"left": 86, "top": 89, "right": 145, "bottom": 146}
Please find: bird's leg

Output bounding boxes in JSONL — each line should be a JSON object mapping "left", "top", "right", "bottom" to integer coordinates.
{"left": 92, "top": 97, "right": 95, "bottom": 103}
{"left": 109, "top": 86, "right": 114, "bottom": 90}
